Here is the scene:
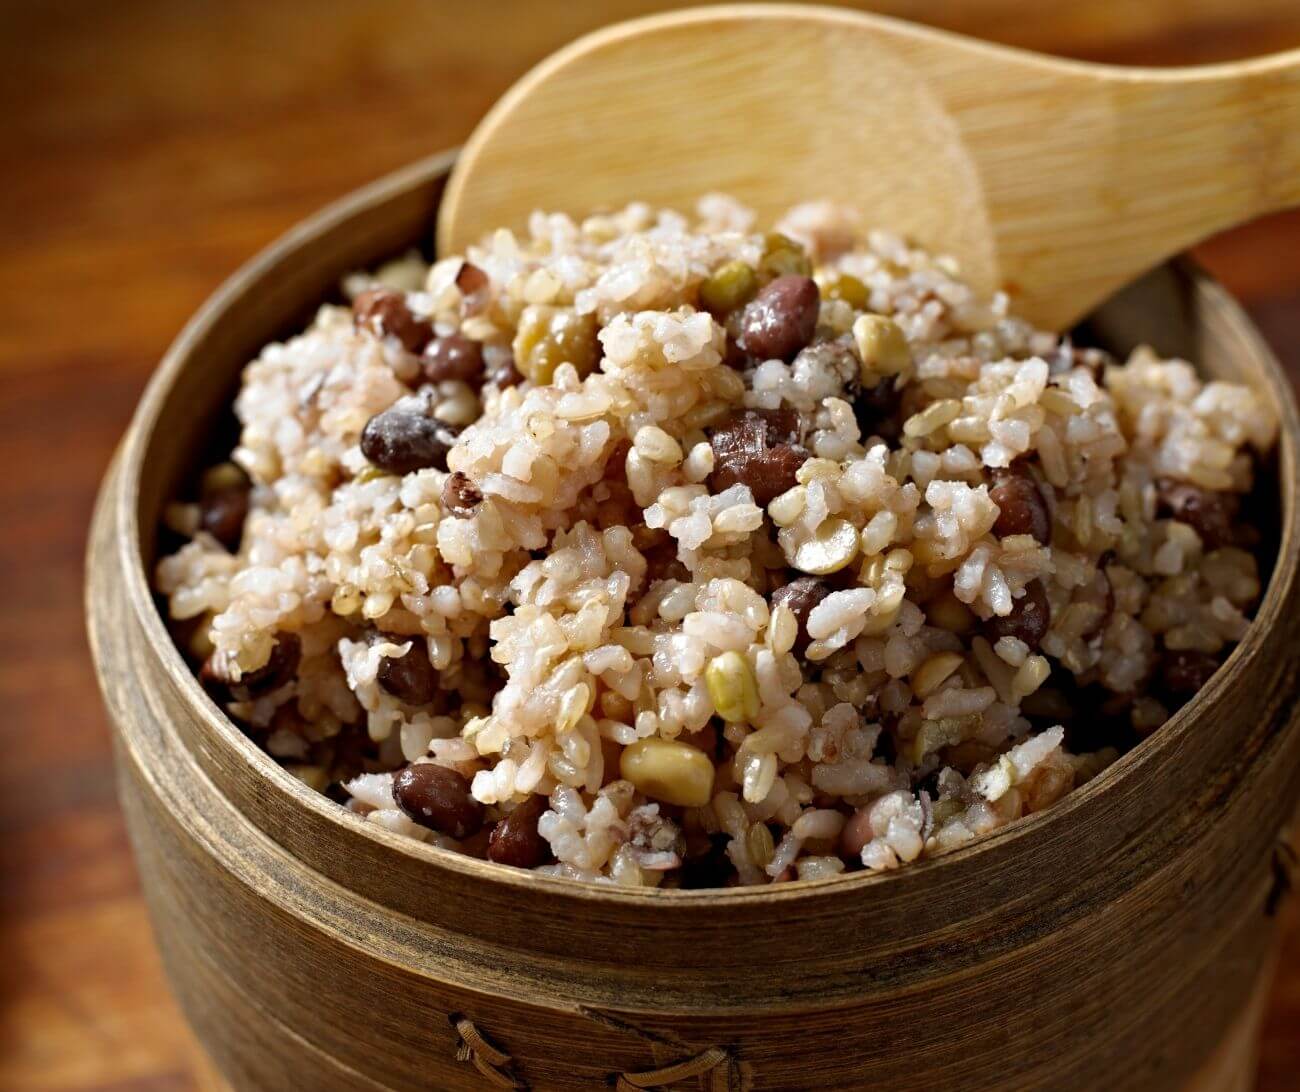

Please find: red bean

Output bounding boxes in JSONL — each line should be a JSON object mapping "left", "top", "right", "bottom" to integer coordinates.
{"left": 981, "top": 581, "right": 1051, "bottom": 650}
{"left": 201, "top": 632, "right": 301, "bottom": 701}
{"left": 1156, "top": 479, "right": 1238, "bottom": 549}
{"left": 353, "top": 288, "right": 432, "bottom": 353}
{"left": 841, "top": 808, "right": 873, "bottom": 858}
{"left": 422, "top": 333, "right": 484, "bottom": 384}
{"left": 241, "top": 633, "right": 301, "bottom": 692}
{"left": 441, "top": 470, "right": 482, "bottom": 517}
{"left": 708, "top": 409, "right": 809, "bottom": 506}
{"left": 376, "top": 638, "right": 439, "bottom": 705}
{"left": 990, "top": 464, "right": 1051, "bottom": 545}
{"left": 486, "top": 795, "right": 552, "bottom": 869}
{"left": 200, "top": 488, "right": 250, "bottom": 552}
{"left": 770, "top": 575, "right": 831, "bottom": 655}
{"left": 198, "top": 463, "right": 252, "bottom": 552}
{"left": 737, "top": 275, "right": 820, "bottom": 361}
{"left": 393, "top": 763, "right": 483, "bottom": 839}
{"left": 455, "top": 261, "right": 491, "bottom": 314}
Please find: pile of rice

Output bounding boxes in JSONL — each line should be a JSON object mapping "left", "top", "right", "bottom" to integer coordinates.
{"left": 156, "top": 197, "right": 1277, "bottom": 887}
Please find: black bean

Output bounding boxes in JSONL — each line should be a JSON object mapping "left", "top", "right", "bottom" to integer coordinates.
{"left": 360, "top": 409, "right": 459, "bottom": 475}
{"left": 486, "top": 794, "right": 552, "bottom": 869}
{"left": 422, "top": 333, "right": 484, "bottom": 385}
{"left": 1160, "top": 649, "right": 1221, "bottom": 698}
{"left": 376, "top": 638, "right": 439, "bottom": 705}
{"left": 770, "top": 575, "right": 831, "bottom": 655}
{"left": 392, "top": 763, "right": 484, "bottom": 839}
{"left": 441, "top": 470, "right": 483, "bottom": 517}
{"left": 352, "top": 287, "right": 432, "bottom": 353}
{"left": 990, "top": 463, "right": 1051, "bottom": 545}
{"left": 708, "top": 409, "right": 809, "bottom": 506}
{"left": 982, "top": 580, "right": 1051, "bottom": 650}
{"left": 1156, "top": 479, "right": 1239, "bottom": 549}
{"left": 737, "top": 275, "right": 820, "bottom": 361}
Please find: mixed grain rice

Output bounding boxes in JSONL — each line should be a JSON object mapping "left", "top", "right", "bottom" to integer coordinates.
{"left": 156, "top": 197, "right": 1277, "bottom": 887}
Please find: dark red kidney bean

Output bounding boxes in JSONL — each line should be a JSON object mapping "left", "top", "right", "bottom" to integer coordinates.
{"left": 353, "top": 288, "right": 433, "bottom": 353}
{"left": 422, "top": 333, "right": 484, "bottom": 385}
{"left": 200, "top": 487, "right": 250, "bottom": 552}
{"left": 708, "top": 409, "right": 809, "bottom": 506}
{"left": 441, "top": 470, "right": 482, "bottom": 517}
{"left": 393, "top": 763, "right": 484, "bottom": 839}
{"left": 486, "top": 794, "right": 552, "bottom": 869}
{"left": 981, "top": 580, "right": 1051, "bottom": 650}
{"left": 360, "top": 409, "right": 459, "bottom": 474}
{"left": 737, "top": 275, "right": 820, "bottom": 361}
{"left": 1156, "top": 479, "right": 1238, "bottom": 549}
{"left": 1160, "top": 649, "right": 1221, "bottom": 697}
{"left": 770, "top": 575, "right": 830, "bottom": 655}
{"left": 990, "top": 463, "right": 1051, "bottom": 545}
{"left": 376, "top": 639, "right": 439, "bottom": 705}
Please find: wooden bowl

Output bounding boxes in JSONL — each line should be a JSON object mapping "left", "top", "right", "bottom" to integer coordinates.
{"left": 87, "top": 150, "right": 1300, "bottom": 1091}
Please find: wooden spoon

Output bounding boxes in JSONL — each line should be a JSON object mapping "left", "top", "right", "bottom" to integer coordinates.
{"left": 438, "top": 4, "right": 1300, "bottom": 330}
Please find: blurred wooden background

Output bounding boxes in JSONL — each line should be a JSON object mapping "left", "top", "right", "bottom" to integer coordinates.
{"left": 2, "top": 2, "right": 1299, "bottom": 1088}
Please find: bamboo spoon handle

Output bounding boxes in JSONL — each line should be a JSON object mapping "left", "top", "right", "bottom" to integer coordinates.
{"left": 988, "top": 50, "right": 1300, "bottom": 323}
{"left": 1204, "top": 53, "right": 1300, "bottom": 215}
{"left": 439, "top": 6, "right": 1300, "bottom": 330}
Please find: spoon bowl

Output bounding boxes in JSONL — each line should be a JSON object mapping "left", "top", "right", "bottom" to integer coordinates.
{"left": 440, "top": 4, "right": 1300, "bottom": 329}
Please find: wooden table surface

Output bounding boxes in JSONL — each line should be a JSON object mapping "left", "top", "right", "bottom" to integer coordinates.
{"left": 3, "top": 2, "right": 1299, "bottom": 1088}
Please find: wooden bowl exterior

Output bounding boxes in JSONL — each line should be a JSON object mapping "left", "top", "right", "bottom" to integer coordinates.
{"left": 86, "top": 151, "right": 1300, "bottom": 1091}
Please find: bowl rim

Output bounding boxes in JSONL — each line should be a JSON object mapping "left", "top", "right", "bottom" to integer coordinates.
{"left": 107, "top": 149, "right": 1300, "bottom": 905}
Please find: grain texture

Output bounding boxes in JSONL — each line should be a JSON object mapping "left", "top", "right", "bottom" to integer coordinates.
{"left": 86, "top": 153, "right": 1300, "bottom": 1091}
{"left": 6, "top": 4, "right": 1300, "bottom": 1091}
